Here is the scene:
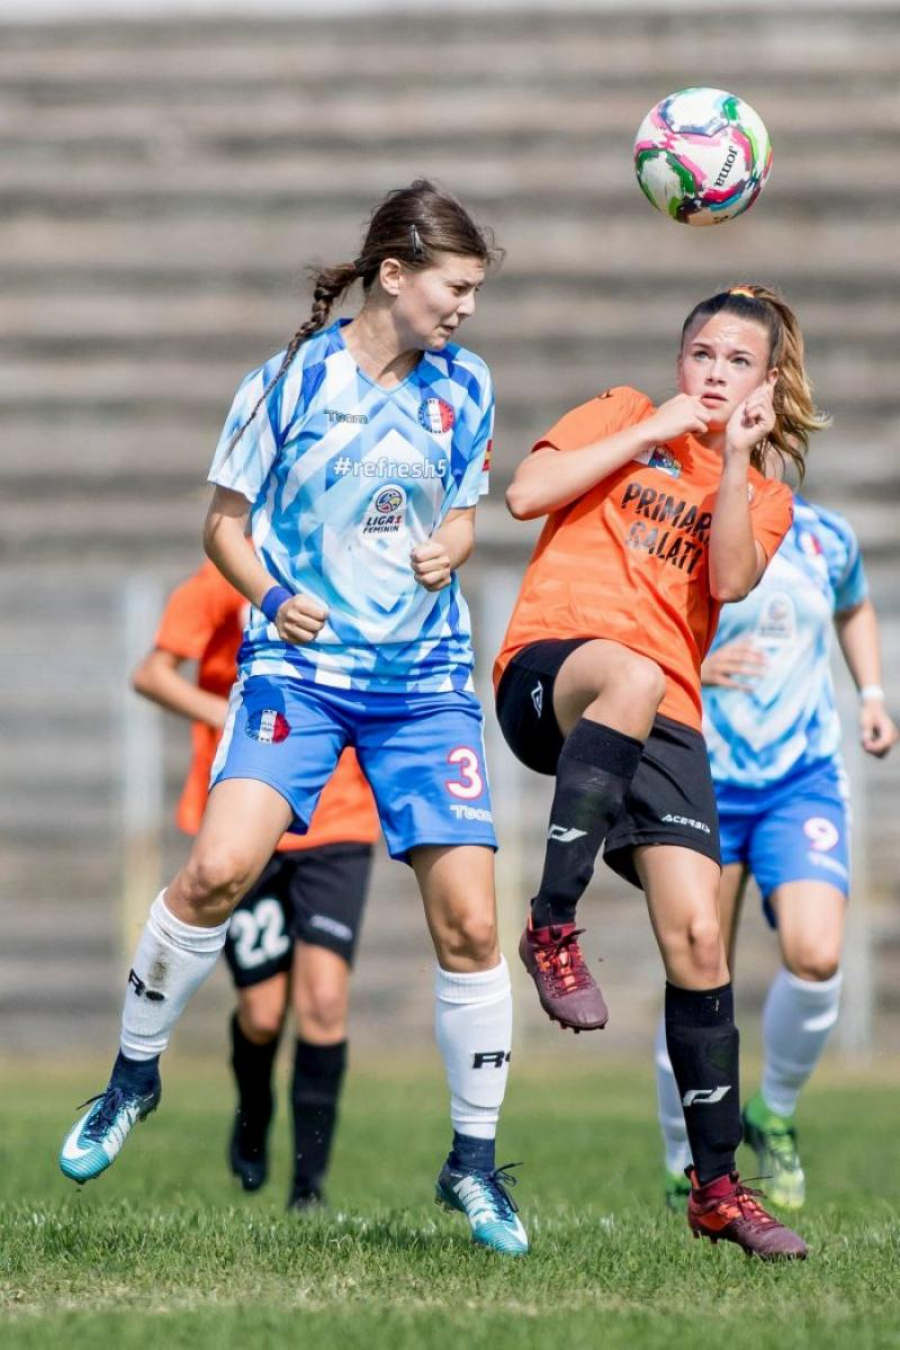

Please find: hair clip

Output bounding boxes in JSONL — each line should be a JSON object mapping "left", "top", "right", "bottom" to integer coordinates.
{"left": 409, "top": 224, "right": 426, "bottom": 259}
{"left": 729, "top": 286, "right": 757, "bottom": 299}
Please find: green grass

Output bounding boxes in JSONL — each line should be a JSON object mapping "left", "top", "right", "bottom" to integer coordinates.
{"left": 2, "top": 1056, "right": 898, "bottom": 1349}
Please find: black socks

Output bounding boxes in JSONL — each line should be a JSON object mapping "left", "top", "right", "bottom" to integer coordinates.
{"left": 531, "top": 719, "right": 644, "bottom": 929}
{"left": 110, "top": 1049, "right": 160, "bottom": 1094}
{"left": 230, "top": 1018, "right": 349, "bottom": 1198}
{"left": 230, "top": 1012, "right": 279, "bottom": 1157}
{"left": 292, "top": 1038, "right": 348, "bottom": 1196}
{"left": 664, "top": 981, "right": 742, "bottom": 1185}
{"left": 449, "top": 1130, "right": 496, "bottom": 1175}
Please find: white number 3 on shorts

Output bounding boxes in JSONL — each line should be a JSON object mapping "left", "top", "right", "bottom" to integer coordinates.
{"left": 445, "top": 746, "right": 485, "bottom": 800}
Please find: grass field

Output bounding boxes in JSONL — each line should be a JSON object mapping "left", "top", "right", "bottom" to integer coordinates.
{"left": 2, "top": 1055, "right": 898, "bottom": 1349}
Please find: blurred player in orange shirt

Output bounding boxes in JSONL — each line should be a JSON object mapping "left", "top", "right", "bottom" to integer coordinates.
{"left": 132, "top": 558, "right": 379, "bottom": 1210}
{"left": 495, "top": 285, "right": 830, "bottom": 1259}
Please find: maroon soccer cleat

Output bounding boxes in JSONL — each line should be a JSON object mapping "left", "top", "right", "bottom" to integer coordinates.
{"left": 518, "top": 920, "right": 608, "bottom": 1032}
{"left": 687, "top": 1170, "right": 808, "bottom": 1260}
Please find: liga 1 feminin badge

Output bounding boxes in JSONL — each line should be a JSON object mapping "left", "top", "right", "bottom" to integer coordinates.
{"left": 756, "top": 592, "right": 796, "bottom": 645}
{"left": 361, "top": 484, "right": 407, "bottom": 537}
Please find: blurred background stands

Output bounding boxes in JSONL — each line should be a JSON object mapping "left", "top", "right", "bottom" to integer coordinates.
{"left": 1, "top": 2, "right": 898, "bottom": 1058}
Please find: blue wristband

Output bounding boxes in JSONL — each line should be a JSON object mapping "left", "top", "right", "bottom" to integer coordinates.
{"left": 260, "top": 585, "right": 293, "bottom": 623}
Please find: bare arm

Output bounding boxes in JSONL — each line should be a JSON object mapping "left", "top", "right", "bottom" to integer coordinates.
{"left": 203, "top": 485, "right": 327, "bottom": 645}
{"left": 708, "top": 386, "right": 776, "bottom": 602}
{"left": 132, "top": 648, "right": 229, "bottom": 728}
{"left": 505, "top": 394, "right": 711, "bottom": 521}
{"left": 708, "top": 458, "right": 767, "bottom": 602}
{"left": 835, "top": 597, "right": 898, "bottom": 757}
{"left": 203, "top": 486, "right": 277, "bottom": 608}
{"left": 411, "top": 507, "right": 476, "bottom": 592}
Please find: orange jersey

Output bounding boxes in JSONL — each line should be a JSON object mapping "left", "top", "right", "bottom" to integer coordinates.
{"left": 154, "top": 560, "right": 379, "bottom": 848}
{"left": 494, "top": 386, "right": 793, "bottom": 731}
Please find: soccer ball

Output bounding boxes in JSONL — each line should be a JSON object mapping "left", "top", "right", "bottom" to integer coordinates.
{"left": 633, "top": 87, "right": 772, "bottom": 226}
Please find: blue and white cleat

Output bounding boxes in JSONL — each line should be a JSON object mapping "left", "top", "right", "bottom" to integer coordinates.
{"left": 435, "top": 1161, "right": 528, "bottom": 1256}
{"left": 59, "top": 1079, "right": 161, "bottom": 1183}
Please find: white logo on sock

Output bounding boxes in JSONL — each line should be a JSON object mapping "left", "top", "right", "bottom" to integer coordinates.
{"left": 547, "top": 824, "right": 588, "bottom": 843}
{"left": 682, "top": 1086, "right": 731, "bottom": 1107}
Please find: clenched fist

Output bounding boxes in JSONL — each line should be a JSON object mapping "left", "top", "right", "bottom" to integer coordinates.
{"left": 411, "top": 539, "right": 452, "bottom": 592}
{"left": 273, "top": 593, "right": 328, "bottom": 645}
{"left": 725, "top": 384, "right": 776, "bottom": 457}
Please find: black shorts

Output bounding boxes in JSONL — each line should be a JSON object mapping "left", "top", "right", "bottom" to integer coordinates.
{"left": 496, "top": 640, "right": 720, "bottom": 888}
{"left": 223, "top": 843, "right": 373, "bottom": 989}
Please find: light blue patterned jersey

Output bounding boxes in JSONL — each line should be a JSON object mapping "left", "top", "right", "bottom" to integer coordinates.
{"left": 208, "top": 320, "right": 493, "bottom": 693}
{"left": 703, "top": 497, "right": 867, "bottom": 787}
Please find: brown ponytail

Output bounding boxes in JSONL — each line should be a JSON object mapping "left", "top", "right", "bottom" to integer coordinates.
{"left": 680, "top": 283, "right": 830, "bottom": 481}
{"left": 224, "top": 179, "right": 500, "bottom": 458}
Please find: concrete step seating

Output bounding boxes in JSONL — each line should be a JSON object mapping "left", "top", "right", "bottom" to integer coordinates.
{"left": 3, "top": 8, "right": 898, "bottom": 1049}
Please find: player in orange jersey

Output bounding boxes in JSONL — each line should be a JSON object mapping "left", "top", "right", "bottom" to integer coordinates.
{"left": 495, "top": 286, "right": 830, "bottom": 1259}
{"left": 132, "top": 558, "right": 379, "bottom": 1210}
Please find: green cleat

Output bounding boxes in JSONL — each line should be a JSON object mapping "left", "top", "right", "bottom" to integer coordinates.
{"left": 742, "top": 1092, "right": 806, "bottom": 1209}
{"left": 665, "top": 1168, "right": 692, "bottom": 1212}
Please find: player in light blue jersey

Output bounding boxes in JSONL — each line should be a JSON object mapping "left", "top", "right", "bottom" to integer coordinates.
{"left": 657, "top": 494, "right": 897, "bottom": 1209}
{"left": 60, "top": 181, "right": 527, "bottom": 1256}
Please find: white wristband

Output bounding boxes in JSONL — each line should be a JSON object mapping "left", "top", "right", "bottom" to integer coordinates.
{"left": 859, "top": 685, "right": 885, "bottom": 703}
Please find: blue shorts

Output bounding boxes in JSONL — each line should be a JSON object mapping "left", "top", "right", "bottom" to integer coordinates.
{"left": 716, "top": 757, "right": 851, "bottom": 927}
{"left": 211, "top": 675, "right": 497, "bottom": 863}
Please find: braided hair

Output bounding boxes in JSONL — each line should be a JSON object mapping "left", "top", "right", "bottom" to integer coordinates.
{"left": 680, "top": 284, "right": 830, "bottom": 482}
{"left": 224, "top": 180, "right": 500, "bottom": 458}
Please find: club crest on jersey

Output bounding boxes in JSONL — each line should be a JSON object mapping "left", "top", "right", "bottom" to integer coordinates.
{"left": 634, "top": 444, "right": 682, "bottom": 479}
{"left": 756, "top": 592, "right": 796, "bottom": 644}
{"left": 418, "top": 396, "right": 455, "bottom": 435}
{"left": 245, "top": 709, "right": 291, "bottom": 744}
{"left": 362, "top": 483, "right": 407, "bottom": 536}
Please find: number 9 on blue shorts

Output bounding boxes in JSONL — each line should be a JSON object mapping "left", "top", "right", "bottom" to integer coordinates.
{"left": 717, "top": 758, "right": 851, "bottom": 927}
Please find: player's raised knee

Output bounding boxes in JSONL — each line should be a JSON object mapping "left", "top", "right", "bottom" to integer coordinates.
{"left": 620, "top": 652, "right": 666, "bottom": 709}
{"left": 179, "top": 849, "right": 255, "bottom": 916}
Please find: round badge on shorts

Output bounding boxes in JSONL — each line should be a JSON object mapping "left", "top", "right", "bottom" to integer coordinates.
{"left": 245, "top": 709, "right": 291, "bottom": 744}
{"left": 418, "top": 396, "right": 455, "bottom": 434}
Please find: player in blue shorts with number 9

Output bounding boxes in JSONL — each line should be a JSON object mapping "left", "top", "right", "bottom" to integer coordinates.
{"left": 655, "top": 479, "right": 897, "bottom": 1210}
{"left": 59, "top": 180, "right": 528, "bottom": 1256}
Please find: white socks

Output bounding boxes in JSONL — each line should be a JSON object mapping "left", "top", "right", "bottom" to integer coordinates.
{"left": 120, "top": 891, "right": 230, "bottom": 1062}
{"left": 654, "top": 1013, "right": 693, "bottom": 1173}
{"left": 434, "top": 957, "right": 512, "bottom": 1140}
{"left": 761, "top": 966, "right": 843, "bottom": 1118}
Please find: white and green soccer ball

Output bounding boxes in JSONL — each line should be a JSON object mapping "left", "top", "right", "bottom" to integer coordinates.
{"left": 633, "top": 87, "right": 773, "bottom": 226}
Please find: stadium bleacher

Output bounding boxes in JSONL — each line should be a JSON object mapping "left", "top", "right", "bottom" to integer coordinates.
{"left": 2, "top": 6, "right": 898, "bottom": 1053}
